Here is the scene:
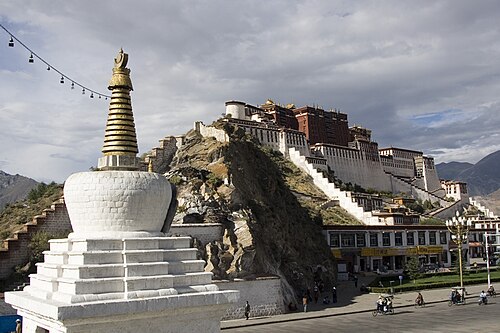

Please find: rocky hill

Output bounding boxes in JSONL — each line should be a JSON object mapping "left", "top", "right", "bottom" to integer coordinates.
{"left": 0, "top": 182, "right": 63, "bottom": 241}
{"left": 436, "top": 150, "right": 500, "bottom": 196}
{"left": 0, "top": 171, "right": 39, "bottom": 211}
{"left": 166, "top": 124, "right": 343, "bottom": 303}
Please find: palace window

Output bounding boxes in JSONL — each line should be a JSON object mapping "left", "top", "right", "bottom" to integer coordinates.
{"left": 407, "top": 232, "right": 415, "bottom": 246}
{"left": 329, "top": 233, "right": 339, "bottom": 247}
{"left": 440, "top": 232, "right": 447, "bottom": 245}
{"left": 370, "top": 233, "right": 378, "bottom": 247}
{"left": 356, "top": 233, "right": 365, "bottom": 247}
{"left": 429, "top": 232, "right": 437, "bottom": 245}
{"left": 382, "top": 233, "right": 391, "bottom": 246}
{"left": 341, "top": 233, "right": 355, "bottom": 247}
{"left": 395, "top": 232, "right": 403, "bottom": 246}
{"left": 418, "top": 231, "right": 426, "bottom": 245}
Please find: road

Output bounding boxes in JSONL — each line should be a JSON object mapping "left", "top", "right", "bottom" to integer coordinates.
{"left": 224, "top": 297, "right": 500, "bottom": 333}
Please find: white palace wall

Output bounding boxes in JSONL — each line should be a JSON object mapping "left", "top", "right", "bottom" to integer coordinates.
{"left": 216, "top": 277, "right": 285, "bottom": 320}
{"left": 314, "top": 145, "right": 392, "bottom": 192}
{"left": 194, "top": 121, "right": 229, "bottom": 143}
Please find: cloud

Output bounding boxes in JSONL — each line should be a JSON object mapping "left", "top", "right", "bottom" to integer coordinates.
{"left": 1, "top": 0, "right": 500, "bottom": 182}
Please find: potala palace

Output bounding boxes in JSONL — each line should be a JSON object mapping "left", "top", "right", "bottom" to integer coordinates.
{"left": 196, "top": 99, "right": 468, "bottom": 224}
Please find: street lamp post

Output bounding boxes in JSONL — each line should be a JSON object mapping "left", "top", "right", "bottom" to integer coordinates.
{"left": 485, "top": 232, "right": 491, "bottom": 287}
{"left": 483, "top": 230, "right": 500, "bottom": 288}
{"left": 446, "top": 212, "right": 472, "bottom": 289}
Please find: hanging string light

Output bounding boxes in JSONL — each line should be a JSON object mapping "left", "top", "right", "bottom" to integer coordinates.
{"left": 0, "top": 23, "right": 110, "bottom": 100}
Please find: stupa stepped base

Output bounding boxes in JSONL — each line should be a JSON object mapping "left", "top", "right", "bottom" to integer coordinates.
{"left": 5, "top": 236, "right": 239, "bottom": 333}
{"left": 7, "top": 290, "right": 237, "bottom": 333}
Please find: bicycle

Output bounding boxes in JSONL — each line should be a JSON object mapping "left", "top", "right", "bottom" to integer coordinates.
{"left": 414, "top": 300, "right": 425, "bottom": 308}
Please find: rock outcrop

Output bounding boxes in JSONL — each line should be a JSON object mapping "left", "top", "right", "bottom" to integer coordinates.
{"left": 167, "top": 125, "right": 336, "bottom": 303}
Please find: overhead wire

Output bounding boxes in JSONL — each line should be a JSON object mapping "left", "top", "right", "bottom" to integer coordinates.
{"left": 0, "top": 23, "right": 111, "bottom": 100}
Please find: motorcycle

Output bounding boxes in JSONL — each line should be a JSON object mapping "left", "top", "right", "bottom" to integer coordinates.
{"left": 372, "top": 303, "right": 394, "bottom": 316}
{"left": 478, "top": 296, "right": 488, "bottom": 305}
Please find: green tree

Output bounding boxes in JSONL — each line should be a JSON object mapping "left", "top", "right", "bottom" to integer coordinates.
{"left": 404, "top": 256, "right": 421, "bottom": 283}
{"left": 407, "top": 201, "right": 424, "bottom": 214}
{"left": 27, "top": 182, "right": 58, "bottom": 202}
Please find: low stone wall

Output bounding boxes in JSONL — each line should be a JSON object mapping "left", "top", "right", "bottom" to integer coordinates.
{"left": 216, "top": 277, "right": 285, "bottom": 320}
{"left": 168, "top": 223, "right": 223, "bottom": 245}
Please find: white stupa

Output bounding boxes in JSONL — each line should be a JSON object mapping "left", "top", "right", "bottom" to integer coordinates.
{"left": 5, "top": 49, "right": 238, "bottom": 333}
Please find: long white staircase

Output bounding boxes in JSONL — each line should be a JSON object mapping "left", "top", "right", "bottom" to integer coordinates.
{"left": 288, "top": 148, "right": 380, "bottom": 225}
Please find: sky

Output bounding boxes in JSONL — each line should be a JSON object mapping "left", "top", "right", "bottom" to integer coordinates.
{"left": 1, "top": 1, "right": 500, "bottom": 183}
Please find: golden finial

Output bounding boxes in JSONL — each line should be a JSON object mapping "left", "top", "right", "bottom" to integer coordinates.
{"left": 97, "top": 49, "right": 139, "bottom": 171}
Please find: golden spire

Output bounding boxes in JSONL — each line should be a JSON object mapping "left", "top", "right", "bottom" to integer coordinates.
{"left": 97, "top": 49, "right": 140, "bottom": 170}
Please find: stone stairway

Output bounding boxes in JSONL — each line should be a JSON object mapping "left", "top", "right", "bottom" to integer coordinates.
{"left": 385, "top": 172, "right": 449, "bottom": 206}
{"left": 0, "top": 198, "right": 71, "bottom": 280}
{"left": 288, "top": 147, "right": 379, "bottom": 225}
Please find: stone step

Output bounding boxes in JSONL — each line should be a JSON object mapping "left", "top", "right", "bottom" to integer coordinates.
{"left": 56, "top": 274, "right": 176, "bottom": 294}
{"left": 172, "top": 272, "right": 213, "bottom": 287}
{"left": 50, "top": 287, "right": 179, "bottom": 304}
{"left": 65, "top": 237, "right": 191, "bottom": 252}
{"left": 36, "top": 260, "right": 206, "bottom": 279}
{"left": 175, "top": 283, "right": 219, "bottom": 294}
{"left": 168, "top": 260, "right": 206, "bottom": 274}
{"left": 31, "top": 272, "right": 213, "bottom": 296}
{"left": 43, "top": 248, "right": 198, "bottom": 265}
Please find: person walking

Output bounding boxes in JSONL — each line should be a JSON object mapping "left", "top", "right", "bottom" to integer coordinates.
{"left": 15, "top": 319, "right": 22, "bottom": 333}
{"left": 302, "top": 294, "right": 308, "bottom": 312}
{"left": 313, "top": 284, "right": 319, "bottom": 304}
{"left": 244, "top": 301, "right": 250, "bottom": 320}
{"left": 354, "top": 275, "right": 358, "bottom": 288}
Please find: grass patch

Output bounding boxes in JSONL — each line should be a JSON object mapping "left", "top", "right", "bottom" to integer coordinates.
{"left": 370, "top": 268, "right": 500, "bottom": 293}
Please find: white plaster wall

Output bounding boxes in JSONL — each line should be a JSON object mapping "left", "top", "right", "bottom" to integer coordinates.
{"left": 195, "top": 122, "right": 229, "bottom": 143}
{"left": 216, "top": 277, "right": 285, "bottom": 320}
{"left": 168, "top": 223, "right": 223, "bottom": 244}
{"left": 225, "top": 102, "right": 247, "bottom": 120}
{"left": 317, "top": 146, "right": 392, "bottom": 192}
{"left": 423, "top": 161, "right": 444, "bottom": 195}
{"left": 288, "top": 148, "right": 380, "bottom": 225}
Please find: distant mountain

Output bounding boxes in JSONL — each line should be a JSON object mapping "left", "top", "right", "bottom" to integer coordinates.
{"left": 435, "top": 161, "right": 473, "bottom": 180}
{"left": 436, "top": 150, "right": 500, "bottom": 196}
{"left": 0, "top": 170, "right": 39, "bottom": 210}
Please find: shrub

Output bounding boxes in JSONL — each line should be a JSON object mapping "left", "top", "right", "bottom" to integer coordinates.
{"left": 169, "top": 175, "right": 182, "bottom": 185}
{"left": 27, "top": 182, "right": 59, "bottom": 202}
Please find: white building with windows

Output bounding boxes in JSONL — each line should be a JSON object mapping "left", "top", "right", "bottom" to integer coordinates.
{"left": 323, "top": 225, "right": 457, "bottom": 277}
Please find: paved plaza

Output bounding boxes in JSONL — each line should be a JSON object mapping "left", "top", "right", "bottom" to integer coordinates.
{"left": 3, "top": 275, "right": 498, "bottom": 332}
{"left": 222, "top": 276, "right": 498, "bottom": 332}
